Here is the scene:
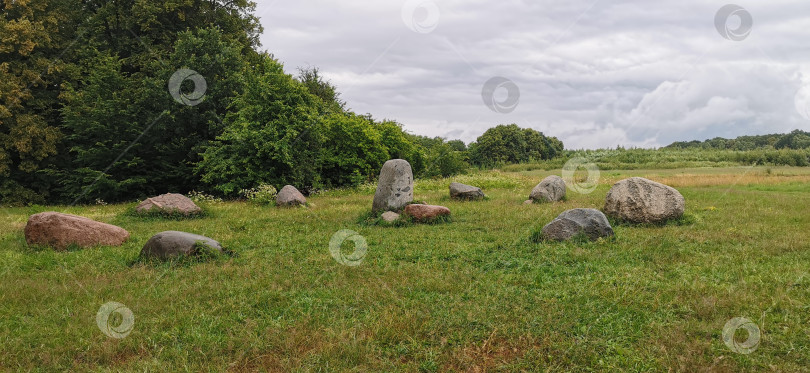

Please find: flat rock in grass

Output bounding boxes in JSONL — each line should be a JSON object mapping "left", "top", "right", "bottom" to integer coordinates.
{"left": 276, "top": 185, "right": 306, "bottom": 207}
{"left": 381, "top": 211, "right": 400, "bottom": 222}
{"left": 24, "top": 212, "right": 129, "bottom": 250}
{"left": 140, "top": 231, "right": 223, "bottom": 260}
{"left": 604, "top": 177, "right": 685, "bottom": 224}
{"left": 449, "top": 182, "right": 485, "bottom": 200}
{"left": 372, "top": 159, "right": 414, "bottom": 213}
{"left": 541, "top": 208, "right": 614, "bottom": 241}
{"left": 530, "top": 175, "right": 566, "bottom": 203}
{"left": 403, "top": 204, "right": 450, "bottom": 222}
{"left": 136, "top": 193, "right": 201, "bottom": 215}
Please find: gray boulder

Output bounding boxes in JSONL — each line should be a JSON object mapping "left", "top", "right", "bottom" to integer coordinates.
{"left": 530, "top": 175, "right": 566, "bottom": 203}
{"left": 541, "top": 208, "right": 614, "bottom": 241}
{"left": 276, "top": 185, "right": 306, "bottom": 207}
{"left": 449, "top": 182, "right": 484, "bottom": 200}
{"left": 372, "top": 159, "right": 414, "bottom": 213}
{"left": 604, "top": 177, "right": 685, "bottom": 224}
{"left": 140, "top": 231, "right": 223, "bottom": 260}
{"left": 136, "top": 193, "right": 201, "bottom": 215}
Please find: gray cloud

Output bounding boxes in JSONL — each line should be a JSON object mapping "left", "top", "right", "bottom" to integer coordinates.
{"left": 256, "top": 0, "right": 810, "bottom": 149}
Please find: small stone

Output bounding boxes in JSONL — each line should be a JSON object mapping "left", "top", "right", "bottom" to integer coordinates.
{"left": 524, "top": 200, "right": 533, "bottom": 205}
{"left": 449, "top": 182, "right": 485, "bottom": 200}
{"left": 140, "top": 231, "right": 223, "bottom": 260}
{"left": 403, "top": 204, "right": 451, "bottom": 222}
{"left": 136, "top": 193, "right": 201, "bottom": 215}
{"left": 530, "top": 175, "right": 566, "bottom": 203}
{"left": 24, "top": 212, "right": 130, "bottom": 250}
{"left": 381, "top": 211, "right": 400, "bottom": 222}
{"left": 276, "top": 185, "right": 306, "bottom": 207}
{"left": 541, "top": 208, "right": 614, "bottom": 241}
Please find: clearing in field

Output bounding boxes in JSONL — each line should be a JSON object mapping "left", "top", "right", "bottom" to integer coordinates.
{"left": 1, "top": 167, "right": 809, "bottom": 371}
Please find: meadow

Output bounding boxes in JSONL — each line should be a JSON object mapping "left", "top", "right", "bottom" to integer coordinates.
{"left": 1, "top": 166, "right": 810, "bottom": 371}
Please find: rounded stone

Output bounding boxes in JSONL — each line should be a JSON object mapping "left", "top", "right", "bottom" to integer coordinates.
{"left": 541, "top": 208, "right": 614, "bottom": 241}
{"left": 530, "top": 175, "right": 566, "bottom": 203}
{"left": 140, "top": 231, "right": 223, "bottom": 260}
{"left": 403, "top": 204, "right": 451, "bottom": 222}
{"left": 136, "top": 193, "right": 201, "bottom": 215}
{"left": 24, "top": 212, "right": 130, "bottom": 250}
{"left": 276, "top": 185, "right": 306, "bottom": 207}
{"left": 604, "top": 177, "right": 685, "bottom": 224}
{"left": 449, "top": 182, "right": 485, "bottom": 200}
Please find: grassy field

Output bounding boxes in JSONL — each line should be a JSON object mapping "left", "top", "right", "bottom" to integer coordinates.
{"left": 2, "top": 167, "right": 810, "bottom": 371}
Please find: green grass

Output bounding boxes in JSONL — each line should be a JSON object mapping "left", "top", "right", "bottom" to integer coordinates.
{"left": 1, "top": 168, "right": 810, "bottom": 371}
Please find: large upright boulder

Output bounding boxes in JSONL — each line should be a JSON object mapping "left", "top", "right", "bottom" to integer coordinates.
{"left": 541, "top": 208, "right": 614, "bottom": 241}
{"left": 449, "top": 182, "right": 485, "bottom": 200}
{"left": 604, "top": 177, "right": 685, "bottom": 224}
{"left": 276, "top": 185, "right": 306, "bottom": 207}
{"left": 372, "top": 159, "right": 414, "bottom": 213}
{"left": 140, "top": 231, "right": 223, "bottom": 260}
{"left": 530, "top": 175, "right": 566, "bottom": 203}
{"left": 136, "top": 193, "right": 201, "bottom": 215}
{"left": 24, "top": 212, "right": 130, "bottom": 250}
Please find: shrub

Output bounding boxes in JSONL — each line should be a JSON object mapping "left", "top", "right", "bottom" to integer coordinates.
{"left": 187, "top": 191, "right": 224, "bottom": 204}
{"left": 239, "top": 184, "right": 278, "bottom": 205}
{"left": 469, "top": 124, "right": 563, "bottom": 167}
{"left": 197, "top": 54, "right": 323, "bottom": 196}
{"left": 422, "top": 142, "right": 468, "bottom": 178}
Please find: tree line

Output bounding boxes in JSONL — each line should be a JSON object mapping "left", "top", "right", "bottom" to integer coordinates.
{"left": 665, "top": 130, "right": 810, "bottom": 151}
{"left": 0, "top": 0, "right": 563, "bottom": 205}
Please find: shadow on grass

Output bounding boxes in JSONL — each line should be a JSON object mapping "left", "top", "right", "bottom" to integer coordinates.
{"left": 608, "top": 211, "right": 701, "bottom": 228}
{"left": 121, "top": 204, "right": 212, "bottom": 221}
{"left": 19, "top": 242, "right": 87, "bottom": 254}
{"left": 128, "top": 242, "right": 237, "bottom": 268}
{"left": 356, "top": 210, "right": 453, "bottom": 228}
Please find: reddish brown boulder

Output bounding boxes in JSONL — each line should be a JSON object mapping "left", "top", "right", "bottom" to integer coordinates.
{"left": 136, "top": 193, "right": 201, "bottom": 215}
{"left": 403, "top": 204, "right": 451, "bottom": 222}
{"left": 24, "top": 212, "right": 130, "bottom": 250}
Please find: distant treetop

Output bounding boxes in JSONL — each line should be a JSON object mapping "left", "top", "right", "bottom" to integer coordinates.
{"left": 665, "top": 130, "right": 810, "bottom": 151}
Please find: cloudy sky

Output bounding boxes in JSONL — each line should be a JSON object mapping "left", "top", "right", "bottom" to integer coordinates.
{"left": 255, "top": 0, "right": 810, "bottom": 149}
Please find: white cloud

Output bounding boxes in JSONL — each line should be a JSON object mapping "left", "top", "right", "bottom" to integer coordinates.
{"left": 256, "top": 0, "right": 810, "bottom": 149}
